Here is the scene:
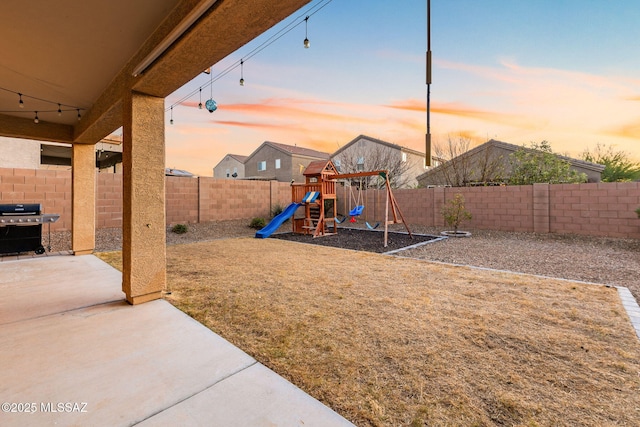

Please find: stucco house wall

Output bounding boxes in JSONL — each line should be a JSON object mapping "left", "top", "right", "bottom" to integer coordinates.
{"left": 331, "top": 135, "right": 428, "bottom": 188}
{"left": 213, "top": 154, "right": 246, "bottom": 179}
{"left": 0, "top": 138, "right": 42, "bottom": 169}
{"left": 243, "top": 141, "right": 329, "bottom": 183}
{"left": 417, "top": 139, "right": 604, "bottom": 187}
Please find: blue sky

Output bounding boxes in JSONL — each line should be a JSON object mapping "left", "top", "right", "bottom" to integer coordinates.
{"left": 165, "top": 0, "right": 640, "bottom": 176}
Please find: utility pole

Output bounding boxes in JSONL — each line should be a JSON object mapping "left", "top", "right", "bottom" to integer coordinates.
{"left": 425, "top": 0, "right": 432, "bottom": 166}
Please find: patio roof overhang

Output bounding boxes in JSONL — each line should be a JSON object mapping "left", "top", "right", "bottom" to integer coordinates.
{"left": 0, "top": 0, "right": 311, "bottom": 304}
{"left": 0, "top": 0, "right": 310, "bottom": 145}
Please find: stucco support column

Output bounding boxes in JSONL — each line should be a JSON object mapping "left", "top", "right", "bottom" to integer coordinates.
{"left": 71, "top": 143, "right": 96, "bottom": 255}
{"left": 122, "top": 91, "right": 166, "bottom": 305}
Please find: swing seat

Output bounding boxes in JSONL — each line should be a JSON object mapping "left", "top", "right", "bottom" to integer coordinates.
{"left": 349, "top": 205, "right": 364, "bottom": 216}
{"left": 365, "top": 221, "right": 380, "bottom": 230}
{"left": 335, "top": 215, "right": 346, "bottom": 224}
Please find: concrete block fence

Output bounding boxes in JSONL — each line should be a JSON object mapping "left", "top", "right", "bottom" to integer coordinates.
{"left": 337, "top": 182, "right": 640, "bottom": 239}
{"left": 1, "top": 167, "right": 639, "bottom": 239}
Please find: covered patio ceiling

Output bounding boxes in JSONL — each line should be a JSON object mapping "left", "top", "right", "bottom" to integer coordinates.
{"left": 0, "top": 0, "right": 310, "bottom": 145}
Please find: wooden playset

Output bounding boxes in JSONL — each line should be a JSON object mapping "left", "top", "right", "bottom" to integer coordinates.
{"left": 290, "top": 160, "right": 412, "bottom": 246}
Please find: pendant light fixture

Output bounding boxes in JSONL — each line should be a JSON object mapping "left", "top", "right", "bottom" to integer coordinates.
{"left": 303, "top": 16, "right": 310, "bottom": 48}
{"left": 239, "top": 59, "right": 245, "bottom": 86}
{"left": 205, "top": 68, "right": 217, "bottom": 113}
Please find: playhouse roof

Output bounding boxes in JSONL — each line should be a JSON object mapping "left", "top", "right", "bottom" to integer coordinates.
{"left": 303, "top": 160, "right": 338, "bottom": 176}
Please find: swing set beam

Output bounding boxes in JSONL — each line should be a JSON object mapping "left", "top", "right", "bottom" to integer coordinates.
{"left": 333, "top": 170, "right": 388, "bottom": 180}
{"left": 333, "top": 170, "right": 412, "bottom": 247}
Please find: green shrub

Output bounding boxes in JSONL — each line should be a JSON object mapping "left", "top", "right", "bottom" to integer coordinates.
{"left": 635, "top": 206, "right": 640, "bottom": 218}
{"left": 250, "top": 217, "right": 266, "bottom": 229}
{"left": 171, "top": 223, "right": 188, "bottom": 234}
{"left": 442, "top": 194, "right": 472, "bottom": 233}
{"left": 271, "top": 203, "right": 285, "bottom": 218}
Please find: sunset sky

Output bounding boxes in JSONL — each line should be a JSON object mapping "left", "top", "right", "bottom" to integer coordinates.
{"left": 164, "top": 0, "right": 640, "bottom": 176}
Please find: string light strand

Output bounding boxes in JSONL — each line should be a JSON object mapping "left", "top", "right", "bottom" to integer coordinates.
{"left": 165, "top": 0, "right": 333, "bottom": 114}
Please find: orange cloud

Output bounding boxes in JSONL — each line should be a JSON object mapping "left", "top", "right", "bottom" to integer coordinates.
{"left": 605, "top": 120, "right": 640, "bottom": 140}
{"left": 385, "top": 99, "right": 425, "bottom": 112}
{"left": 212, "top": 120, "right": 286, "bottom": 129}
{"left": 432, "top": 102, "right": 544, "bottom": 130}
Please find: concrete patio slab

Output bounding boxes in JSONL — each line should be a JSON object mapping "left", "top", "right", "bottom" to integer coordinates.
{"left": 137, "top": 363, "right": 354, "bottom": 426}
{"left": 0, "top": 255, "right": 353, "bottom": 426}
{"left": 0, "top": 255, "right": 123, "bottom": 325}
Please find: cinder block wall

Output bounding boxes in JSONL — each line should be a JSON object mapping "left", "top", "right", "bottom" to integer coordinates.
{"left": 549, "top": 182, "right": 640, "bottom": 237}
{"left": 0, "top": 168, "right": 72, "bottom": 231}
{"left": 96, "top": 173, "right": 123, "bottom": 229}
{"left": 166, "top": 176, "right": 198, "bottom": 225}
{"left": 1, "top": 168, "right": 638, "bottom": 239}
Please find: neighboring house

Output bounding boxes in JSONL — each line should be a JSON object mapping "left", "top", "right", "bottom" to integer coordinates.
{"left": 416, "top": 139, "right": 605, "bottom": 187}
{"left": 165, "top": 168, "right": 196, "bottom": 177}
{"left": 0, "top": 135, "right": 123, "bottom": 172}
{"left": 331, "top": 135, "right": 431, "bottom": 188}
{"left": 213, "top": 154, "right": 247, "bottom": 179}
{"left": 243, "top": 141, "right": 330, "bottom": 183}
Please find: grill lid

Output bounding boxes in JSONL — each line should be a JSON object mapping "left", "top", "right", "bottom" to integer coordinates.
{"left": 0, "top": 204, "right": 42, "bottom": 215}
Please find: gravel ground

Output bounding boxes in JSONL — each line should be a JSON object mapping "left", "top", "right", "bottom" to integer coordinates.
{"left": 45, "top": 219, "right": 640, "bottom": 300}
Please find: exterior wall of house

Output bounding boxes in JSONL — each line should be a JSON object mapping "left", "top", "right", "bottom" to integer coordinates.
{"left": 243, "top": 145, "right": 325, "bottom": 183}
{"left": 1, "top": 168, "right": 638, "bottom": 239}
{"left": 290, "top": 155, "right": 321, "bottom": 184}
{"left": 403, "top": 150, "right": 428, "bottom": 188}
{"left": 331, "top": 137, "right": 425, "bottom": 188}
{"left": 0, "top": 138, "right": 41, "bottom": 169}
{"left": 213, "top": 155, "right": 245, "bottom": 179}
{"left": 418, "top": 144, "right": 603, "bottom": 187}
{"left": 244, "top": 145, "right": 284, "bottom": 180}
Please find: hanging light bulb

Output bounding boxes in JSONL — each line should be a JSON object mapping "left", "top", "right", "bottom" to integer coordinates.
{"left": 18, "top": 93, "right": 24, "bottom": 108}
{"left": 77, "top": 109, "right": 82, "bottom": 121}
{"left": 34, "top": 111, "right": 39, "bottom": 124}
{"left": 198, "top": 87, "right": 203, "bottom": 109}
{"left": 239, "top": 59, "right": 245, "bottom": 86}
{"left": 57, "top": 104, "right": 62, "bottom": 116}
{"left": 304, "top": 16, "right": 310, "bottom": 48}
{"left": 170, "top": 106, "right": 174, "bottom": 125}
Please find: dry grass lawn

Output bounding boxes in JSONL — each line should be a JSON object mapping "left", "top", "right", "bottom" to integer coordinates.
{"left": 97, "top": 238, "right": 640, "bottom": 426}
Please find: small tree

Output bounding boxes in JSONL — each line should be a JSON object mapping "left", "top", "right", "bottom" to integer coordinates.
{"left": 442, "top": 194, "right": 472, "bottom": 234}
{"left": 431, "top": 137, "right": 506, "bottom": 187}
{"left": 581, "top": 143, "right": 640, "bottom": 182}
{"left": 333, "top": 144, "right": 415, "bottom": 189}
{"left": 509, "top": 141, "right": 587, "bottom": 185}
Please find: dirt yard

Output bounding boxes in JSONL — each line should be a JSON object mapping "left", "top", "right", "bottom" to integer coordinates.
{"left": 97, "top": 235, "right": 640, "bottom": 427}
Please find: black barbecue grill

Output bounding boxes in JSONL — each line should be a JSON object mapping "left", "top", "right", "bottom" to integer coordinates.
{"left": 0, "top": 204, "right": 60, "bottom": 255}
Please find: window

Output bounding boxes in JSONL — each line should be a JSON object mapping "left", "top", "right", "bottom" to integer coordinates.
{"left": 258, "top": 161, "right": 266, "bottom": 171}
{"left": 402, "top": 152, "right": 407, "bottom": 162}
{"left": 356, "top": 156, "right": 365, "bottom": 172}
{"left": 233, "top": 167, "right": 237, "bottom": 174}
{"left": 225, "top": 168, "right": 230, "bottom": 178}
{"left": 334, "top": 159, "right": 341, "bottom": 172}
{"left": 275, "top": 158, "right": 281, "bottom": 169}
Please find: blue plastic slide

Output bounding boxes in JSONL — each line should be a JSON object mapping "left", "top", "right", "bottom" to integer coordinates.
{"left": 255, "top": 202, "right": 302, "bottom": 238}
